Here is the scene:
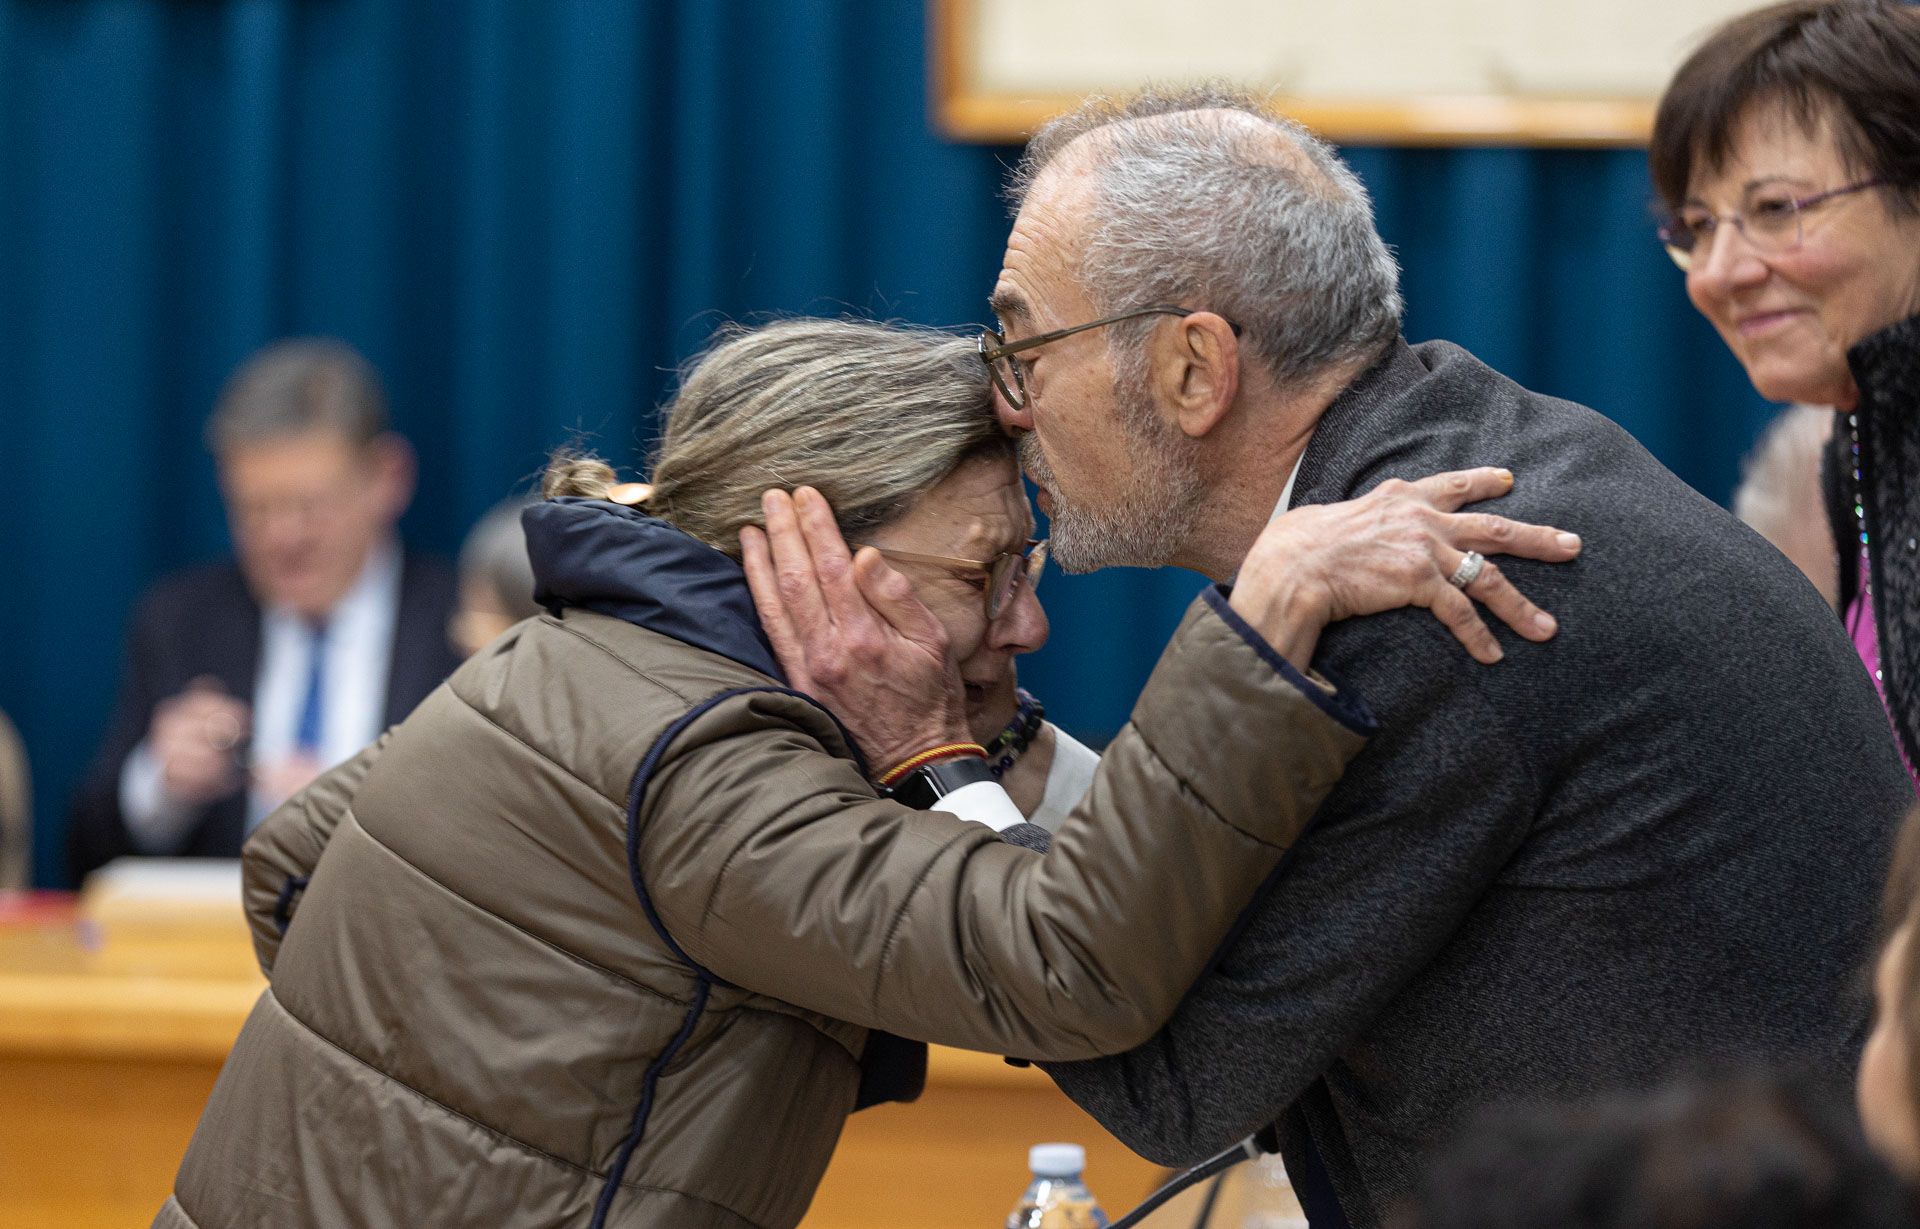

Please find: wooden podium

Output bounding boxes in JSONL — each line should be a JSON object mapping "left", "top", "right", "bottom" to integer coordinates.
{"left": 0, "top": 884, "right": 1199, "bottom": 1228}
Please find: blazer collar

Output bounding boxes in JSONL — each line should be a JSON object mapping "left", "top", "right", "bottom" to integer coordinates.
{"left": 1290, "top": 336, "right": 1428, "bottom": 506}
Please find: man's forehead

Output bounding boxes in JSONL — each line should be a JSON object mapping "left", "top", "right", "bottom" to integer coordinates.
{"left": 992, "top": 171, "right": 1098, "bottom": 329}
{"left": 221, "top": 430, "right": 364, "bottom": 475}
{"left": 988, "top": 284, "right": 1032, "bottom": 327}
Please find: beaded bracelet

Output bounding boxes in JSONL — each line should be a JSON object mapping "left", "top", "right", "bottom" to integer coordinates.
{"left": 986, "top": 688, "right": 1045, "bottom": 780}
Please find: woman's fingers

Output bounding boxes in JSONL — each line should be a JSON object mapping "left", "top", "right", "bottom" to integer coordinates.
{"left": 1458, "top": 557, "right": 1560, "bottom": 643}
{"left": 1403, "top": 469, "right": 1582, "bottom": 559}
{"left": 1405, "top": 466, "right": 1515, "bottom": 514}
{"left": 1444, "top": 512, "right": 1583, "bottom": 562}
{"left": 1401, "top": 468, "right": 1575, "bottom": 655}
{"left": 1423, "top": 583, "right": 1504, "bottom": 665}
{"left": 1421, "top": 551, "right": 1561, "bottom": 661}
{"left": 1239, "top": 465, "right": 1576, "bottom": 668}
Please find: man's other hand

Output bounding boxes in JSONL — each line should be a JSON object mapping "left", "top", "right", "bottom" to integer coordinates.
{"left": 151, "top": 678, "right": 249, "bottom": 807}
{"left": 741, "top": 487, "right": 971, "bottom": 778}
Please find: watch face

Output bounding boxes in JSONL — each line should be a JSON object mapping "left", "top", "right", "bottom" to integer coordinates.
{"left": 884, "top": 769, "right": 935, "bottom": 811}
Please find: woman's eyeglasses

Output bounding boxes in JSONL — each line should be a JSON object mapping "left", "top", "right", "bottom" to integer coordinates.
{"left": 1656, "top": 178, "right": 1886, "bottom": 271}
{"left": 859, "top": 539, "right": 1049, "bottom": 620}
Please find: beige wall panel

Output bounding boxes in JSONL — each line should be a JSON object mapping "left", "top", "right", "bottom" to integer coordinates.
{"left": 936, "top": 0, "right": 1768, "bottom": 144}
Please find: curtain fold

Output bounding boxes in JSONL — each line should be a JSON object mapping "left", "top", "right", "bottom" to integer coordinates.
{"left": 0, "top": 1, "right": 1772, "bottom": 886}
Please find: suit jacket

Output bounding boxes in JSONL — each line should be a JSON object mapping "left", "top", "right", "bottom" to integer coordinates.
{"left": 66, "top": 550, "right": 461, "bottom": 883}
{"left": 1043, "top": 338, "right": 1912, "bottom": 1228}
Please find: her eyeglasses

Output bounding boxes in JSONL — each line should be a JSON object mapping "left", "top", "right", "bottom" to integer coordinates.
{"left": 1656, "top": 178, "right": 1885, "bottom": 271}
{"left": 859, "top": 539, "right": 1049, "bottom": 621}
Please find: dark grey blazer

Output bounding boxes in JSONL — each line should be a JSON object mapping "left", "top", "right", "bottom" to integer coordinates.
{"left": 1043, "top": 338, "right": 1912, "bottom": 1228}
{"left": 66, "top": 550, "right": 461, "bottom": 883}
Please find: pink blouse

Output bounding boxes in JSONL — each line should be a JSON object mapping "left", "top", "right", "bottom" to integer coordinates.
{"left": 1849, "top": 548, "right": 1920, "bottom": 793}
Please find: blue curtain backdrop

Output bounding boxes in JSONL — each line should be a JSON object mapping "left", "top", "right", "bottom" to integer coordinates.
{"left": 0, "top": 1, "right": 1771, "bottom": 887}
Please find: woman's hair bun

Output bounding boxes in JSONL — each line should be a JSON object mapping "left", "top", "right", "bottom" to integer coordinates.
{"left": 541, "top": 450, "right": 619, "bottom": 500}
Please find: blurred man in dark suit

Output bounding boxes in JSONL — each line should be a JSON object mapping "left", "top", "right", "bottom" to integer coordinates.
{"left": 67, "top": 339, "right": 461, "bottom": 881}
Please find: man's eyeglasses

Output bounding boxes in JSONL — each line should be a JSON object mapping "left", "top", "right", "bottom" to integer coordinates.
{"left": 1657, "top": 178, "right": 1886, "bottom": 271}
{"left": 978, "top": 306, "right": 1241, "bottom": 410}
{"left": 860, "top": 539, "right": 1049, "bottom": 621}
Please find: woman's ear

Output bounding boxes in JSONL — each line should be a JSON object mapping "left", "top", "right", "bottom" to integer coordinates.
{"left": 1150, "top": 312, "right": 1240, "bottom": 439}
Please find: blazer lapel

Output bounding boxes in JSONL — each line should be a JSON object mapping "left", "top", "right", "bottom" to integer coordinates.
{"left": 382, "top": 552, "right": 460, "bottom": 728}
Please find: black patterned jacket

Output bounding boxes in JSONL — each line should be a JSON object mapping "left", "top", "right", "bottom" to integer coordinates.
{"left": 1824, "top": 314, "right": 1920, "bottom": 770}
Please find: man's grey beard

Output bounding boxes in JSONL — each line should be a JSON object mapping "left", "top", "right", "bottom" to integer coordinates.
{"left": 1020, "top": 381, "right": 1205, "bottom": 574}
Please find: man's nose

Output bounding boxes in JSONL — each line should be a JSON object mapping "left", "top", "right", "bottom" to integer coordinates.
{"left": 993, "top": 383, "right": 1034, "bottom": 435}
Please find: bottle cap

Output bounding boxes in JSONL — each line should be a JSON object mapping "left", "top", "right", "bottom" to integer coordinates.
{"left": 1029, "top": 1143, "right": 1086, "bottom": 1177}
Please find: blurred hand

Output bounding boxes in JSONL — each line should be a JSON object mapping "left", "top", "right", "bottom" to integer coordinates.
{"left": 253, "top": 754, "right": 324, "bottom": 812}
{"left": 741, "top": 486, "right": 971, "bottom": 778}
{"left": 150, "top": 678, "right": 249, "bottom": 807}
{"left": 1232, "top": 467, "right": 1582, "bottom": 669}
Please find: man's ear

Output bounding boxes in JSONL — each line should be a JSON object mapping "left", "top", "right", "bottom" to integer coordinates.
{"left": 367, "top": 433, "right": 416, "bottom": 522}
{"left": 1150, "top": 312, "right": 1240, "bottom": 439}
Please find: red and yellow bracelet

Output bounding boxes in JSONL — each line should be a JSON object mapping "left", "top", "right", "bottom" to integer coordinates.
{"left": 876, "top": 742, "right": 987, "bottom": 789}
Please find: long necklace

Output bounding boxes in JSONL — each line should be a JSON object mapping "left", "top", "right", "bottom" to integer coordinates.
{"left": 1849, "top": 412, "right": 1883, "bottom": 684}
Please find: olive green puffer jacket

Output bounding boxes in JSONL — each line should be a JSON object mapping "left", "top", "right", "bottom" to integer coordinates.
{"left": 154, "top": 501, "right": 1370, "bottom": 1229}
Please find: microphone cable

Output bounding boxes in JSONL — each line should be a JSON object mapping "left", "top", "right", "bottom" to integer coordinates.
{"left": 1187, "top": 1170, "right": 1229, "bottom": 1229}
{"left": 1105, "top": 1134, "right": 1265, "bottom": 1229}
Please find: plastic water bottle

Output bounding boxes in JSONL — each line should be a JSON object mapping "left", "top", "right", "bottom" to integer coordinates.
{"left": 1006, "top": 1142, "right": 1110, "bottom": 1229}
{"left": 1240, "top": 1152, "right": 1308, "bottom": 1229}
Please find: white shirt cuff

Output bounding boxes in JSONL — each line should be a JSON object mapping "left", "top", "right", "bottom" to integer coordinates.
{"left": 1029, "top": 725, "right": 1102, "bottom": 833}
{"left": 118, "top": 740, "right": 199, "bottom": 854}
{"left": 932, "top": 780, "right": 1027, "bottom": 832}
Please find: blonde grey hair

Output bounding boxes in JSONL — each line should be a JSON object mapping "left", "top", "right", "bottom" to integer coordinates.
{"left": 543, "top": 318, "right": 1007, "bottom": 556}
{"left": 206, "top": 337, "right": 389, "bottom": 452}
{"left": 1009, "top": 82, "right": 1403, "bottom": 390}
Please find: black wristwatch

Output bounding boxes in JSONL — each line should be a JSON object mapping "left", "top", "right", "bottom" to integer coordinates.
{"left": 883, "top": 755, "right": 995, "bottom": 810}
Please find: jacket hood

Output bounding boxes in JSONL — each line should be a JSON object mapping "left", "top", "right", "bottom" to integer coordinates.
{"left": 523, "top": 497, "right": 784, "bottom": 681}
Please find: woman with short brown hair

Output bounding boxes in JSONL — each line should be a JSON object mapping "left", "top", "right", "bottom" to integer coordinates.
{"left": 1649, "top": 0, "right": 1920, "bottom": 786}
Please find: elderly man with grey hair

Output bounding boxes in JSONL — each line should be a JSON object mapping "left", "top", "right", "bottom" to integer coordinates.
{"left": 755, "top": 86, "right": 1912, "bottom": 1227}
{"left": 68, "top": 339, "right": 461, "bottom": 881}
